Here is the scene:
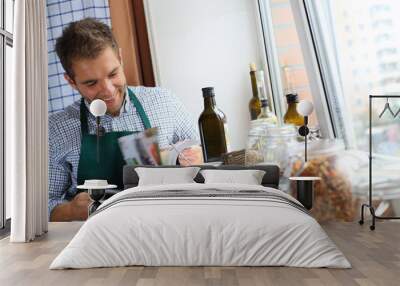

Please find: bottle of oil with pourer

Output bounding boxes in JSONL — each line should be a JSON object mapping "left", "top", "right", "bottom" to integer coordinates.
{"left": 282, "top": 66, "right": 304, "bottom": 126}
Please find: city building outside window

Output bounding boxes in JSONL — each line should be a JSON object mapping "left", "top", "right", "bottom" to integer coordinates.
{"left": 259, "top": 0, "right": 400, "bottom": 218}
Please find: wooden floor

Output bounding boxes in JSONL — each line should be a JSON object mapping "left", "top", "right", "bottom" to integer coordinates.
{"left": 0, "top": 221, "right": 399, "bottom": 286}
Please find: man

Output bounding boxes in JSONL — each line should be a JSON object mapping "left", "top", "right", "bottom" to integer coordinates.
{"left": 49, "top": 18, "right": 202, "bottom": 221}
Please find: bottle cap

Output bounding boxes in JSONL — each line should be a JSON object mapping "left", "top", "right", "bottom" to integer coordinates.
{"left": 260, "top": 99, "right": 269, "bottom": 107}
{"left": 286, "top": 93, "right": 299, "bottom": 104}
{"left": 249, "top": 63, "right": 257, "bottom": 72}
{"left": 202, "top": 87, "right": 215, "bottom": 97}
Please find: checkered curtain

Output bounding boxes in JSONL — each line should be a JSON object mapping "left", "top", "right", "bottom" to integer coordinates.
{"left": 46, "top": 0, "right": 111, "bottom": 114}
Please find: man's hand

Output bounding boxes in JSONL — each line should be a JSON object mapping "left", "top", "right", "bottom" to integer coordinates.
{"left": 178, "top": 145, "right": 204, "bottom": 166}
{"left": 70, "top": 192, "right": 92, "bottom": 220}
{"left": 50, "top": 192, "right": 92, "bottom": 222}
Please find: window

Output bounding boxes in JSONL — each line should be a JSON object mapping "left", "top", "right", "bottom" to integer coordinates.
{"left": 258, "top": 0, "right": 321, "bottom": 127}
{"left": 380, "top": 62, "right": 398, "bottom": 73}
{"left": 377, "top": 48, "right": 397, "bottom": 58}
{"left": 260, "top": 0, "right": 400, "bottom": 156}
{"left": 258, "top": 0, "right": 400, "bottom": 219}
{"left": 375, "top": 33, "right": 390, "bottom": 42}
{"left": 1, "top": 0, "right": 14, "bottom": 230}
{"left": 325, "top": 0, "right": 400, "bottom": 155}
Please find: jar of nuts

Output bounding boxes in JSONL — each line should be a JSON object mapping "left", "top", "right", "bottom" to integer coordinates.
{"left": 290, "top": 139, "right": 357, "bottom": 222}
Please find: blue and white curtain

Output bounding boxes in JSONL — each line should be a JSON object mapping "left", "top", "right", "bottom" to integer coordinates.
{"left": 46, "top": 0, "right": 111, "bottom": 113}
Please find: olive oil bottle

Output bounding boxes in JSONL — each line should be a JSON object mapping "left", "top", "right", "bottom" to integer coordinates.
{"left": 282, "top": 66, "right": 304, "bottom": 126}
{"left": 249, "top": 63, "right": 261, "bottom": 120}
{"left": 283, "top": 93, "right": 304, "bottom": 126}
{"left": 198, "top": 87, "right": 230, "bottom": 162}
{"left": 255, "top": 70, "right": 277, "bottom": 124}
{"left": 258, "top": 99, "right": 278, "bottom": 124}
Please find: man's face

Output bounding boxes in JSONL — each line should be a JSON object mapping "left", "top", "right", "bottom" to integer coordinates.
{"left": 65, "top": 47, "right": 126, "bottom": 116}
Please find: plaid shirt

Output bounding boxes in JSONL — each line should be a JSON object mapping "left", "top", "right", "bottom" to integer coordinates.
{"left": 48, "top": 86, "right": 199, "bottom": 216}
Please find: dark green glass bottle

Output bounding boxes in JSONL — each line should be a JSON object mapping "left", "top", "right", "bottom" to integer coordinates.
{"left": 198, "top": 87, "right": 230, "bottom": 162}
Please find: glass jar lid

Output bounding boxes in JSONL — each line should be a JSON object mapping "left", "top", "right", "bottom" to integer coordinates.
{"left": 265, "top": 124, "right": 297, "bottom": 138}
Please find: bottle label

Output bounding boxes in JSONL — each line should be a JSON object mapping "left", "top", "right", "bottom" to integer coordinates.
{"left": 224, "top": 123, "right": 232, "bottom": 153}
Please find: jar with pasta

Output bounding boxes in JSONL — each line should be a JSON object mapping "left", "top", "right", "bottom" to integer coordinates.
{"left": 290, "top": 139, "right": 358, "bottom": 222}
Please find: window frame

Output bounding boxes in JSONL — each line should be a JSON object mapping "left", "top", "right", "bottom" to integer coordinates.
{"left": 255, "top": 0, "right": 286, "bottom": 125}
{"left": 0, "top": 0, "right": 13, "bottom": 230}
{"left": 290, "top": 0, "right": 337, "bottom": 139}
{"left": 256, "top": 0, "right": 336, "bottom": 139}
{"left": 292, "top": 0, "right": 360, "bottom": 147}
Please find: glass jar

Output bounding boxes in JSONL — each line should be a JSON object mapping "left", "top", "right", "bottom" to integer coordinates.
{"left": 262, "top": 124, "right": 300, "bottom": 168}
{"left": 245, "top": 120, "right": 268, "bottom": 165}
{"left": 245, "top": 123, "right": 302, "bottom": 172}
{"left": 290, "top": 139, "right": 357, "bottom": 222}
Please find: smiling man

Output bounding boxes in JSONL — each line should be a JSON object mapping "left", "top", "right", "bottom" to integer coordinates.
{"left": 49, "top": 18, "right": 202, "bottom": 221}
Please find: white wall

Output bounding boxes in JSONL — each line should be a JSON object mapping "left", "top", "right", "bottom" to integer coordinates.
{"left": 144, "top": 0, "right": 263, "bottom": 150}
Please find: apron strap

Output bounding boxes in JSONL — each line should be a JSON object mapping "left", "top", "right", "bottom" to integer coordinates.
{"left": 79, "top": 87, "right": 152, "bottom": 135}
{"left": 80, "top": 98, "right": 89, "bottom": 135}
{"left": 127, "top": 88, "right": 152, "bottom": 129}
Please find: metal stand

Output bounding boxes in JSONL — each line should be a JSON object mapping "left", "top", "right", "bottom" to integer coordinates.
{"left": 298, "top": 116, "right": 310, "bottom": 162}
{"left": 296, "top": 180, "right": 314, "bottom": 210}
{"left": 87, "top": 188, "right": 105, "bottom": 216}
{"left": 289, "top": 177, "right": 320, "bottom": 210}
{"left": 359, "top": 95, "right": 400, "bottom": 230}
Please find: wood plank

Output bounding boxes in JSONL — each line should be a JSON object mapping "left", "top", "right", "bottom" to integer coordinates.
{"left": 0, "top": 221, "right": 399, "bottom": 285}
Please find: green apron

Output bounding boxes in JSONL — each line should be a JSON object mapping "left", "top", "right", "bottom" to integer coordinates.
{"left": 77, "top": 88, "right": 151, "bottom": 190}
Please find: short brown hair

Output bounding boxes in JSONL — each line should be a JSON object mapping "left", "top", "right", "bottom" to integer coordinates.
{"left": 55, "top": 18, "right": 119, "bottom": 78}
